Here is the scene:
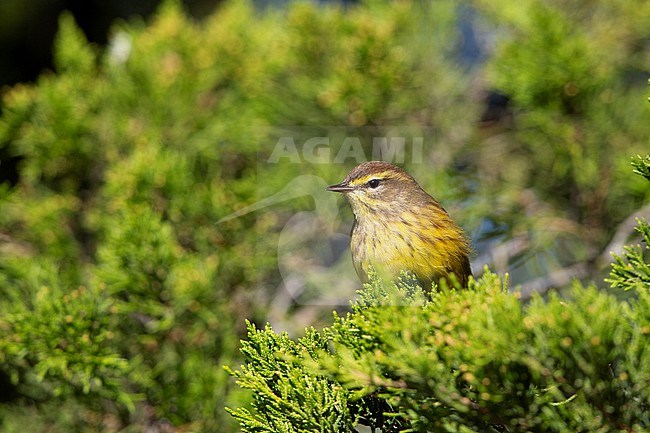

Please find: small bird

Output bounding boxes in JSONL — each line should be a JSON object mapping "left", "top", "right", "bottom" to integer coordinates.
{"left": 327, "top": 161, "right": 472, "bottom": 288}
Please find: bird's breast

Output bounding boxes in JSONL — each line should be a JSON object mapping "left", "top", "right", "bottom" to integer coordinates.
{"left": 350, "top": 210, "right": 468, "bottom": 285}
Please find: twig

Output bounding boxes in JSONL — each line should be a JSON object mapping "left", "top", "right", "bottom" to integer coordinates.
{"left": 517, "top": 263, "right": 590, "bottom": 300}
{"left": 597, "top": 203, "right": 650, "bottom": 267}
{"left": 515, "top": 204, "right": 650, "bottom": 298}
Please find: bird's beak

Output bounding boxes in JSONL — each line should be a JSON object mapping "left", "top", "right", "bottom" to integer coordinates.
{"left": 326, "top": 182, "right": 353, "bottom": 193}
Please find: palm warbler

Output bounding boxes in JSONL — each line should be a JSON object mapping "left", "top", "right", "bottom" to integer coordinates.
{"left": 327, "top": 161, "right": 472, "bottom": 287}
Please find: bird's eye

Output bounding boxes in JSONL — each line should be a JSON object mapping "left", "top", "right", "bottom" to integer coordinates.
{"left": 367, "top": 179, "right": 381, "bottom": 189}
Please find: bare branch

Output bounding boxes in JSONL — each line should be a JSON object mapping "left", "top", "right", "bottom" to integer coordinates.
{"left": 472, "top": 234, "right": 530, "bottom": 275}
{"left": 597, "top": 203, "right": 650, "bottom": 267}
{"left": 518, "top": 263, "right": 590, "bottom": 300}
{"left": 475, "top": 204, "right": 650, "bottom": 298}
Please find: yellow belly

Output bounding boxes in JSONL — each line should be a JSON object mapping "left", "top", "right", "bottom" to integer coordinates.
{"left": 350, "top": 212, "right": 470, "bottom": 287}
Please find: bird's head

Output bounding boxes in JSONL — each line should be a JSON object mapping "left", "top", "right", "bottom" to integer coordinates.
{"left": 326, "top": 161, "right": 429, "bottom": 218}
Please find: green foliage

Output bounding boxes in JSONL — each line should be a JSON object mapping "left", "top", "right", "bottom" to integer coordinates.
{"left": 0, "top": 2, "right": 280, "bottom": 431}
{"left": 0, "top": 1, "right": 472, "bottom": 431}
{"left": 0, "top": 272, "right": 131, "bottom": 407}
{"left": 606, "top": 157, "right": 650, "bottom": 292}
{"left": 607, "top": 218, "right": 650, "bottom": 292}
{"left": 229, "top": 270, "right": 650, "bottom": 432}
{"left": 225, "top": 323, "right": 355, "bottom": 432}
{"left": 632, "top": 154, "right": 650, "bottom": 183}
{"left": 55, "top": 12, "right": 96, "bottom": 75}
{"left": 0, "top": 0, "right": 648, "bottom": 431}
{"left": 473, "top": 0, "right": 650, "bottom": 267}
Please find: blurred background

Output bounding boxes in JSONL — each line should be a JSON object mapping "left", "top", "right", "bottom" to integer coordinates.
{"left": 0, "top": 0, "right": 648, "bottom": 431}
{"left": 0, "top": 1, "right": 215, "bottom": 85}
